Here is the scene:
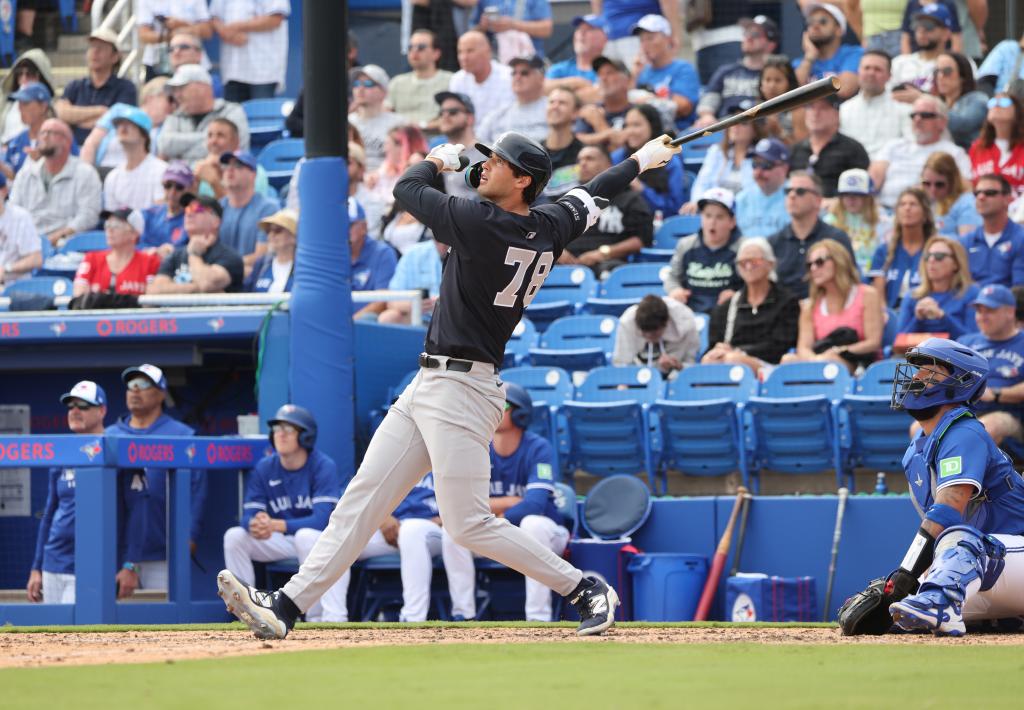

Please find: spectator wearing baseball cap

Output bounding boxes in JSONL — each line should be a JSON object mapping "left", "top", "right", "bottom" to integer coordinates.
{"left": 246, "top": 208, "right": 297, "bottom": 293}
{"left": 789, "top": 95, "right": 870, "bottom": 198}
{"left": 349, "top": 64, "right": 405, "bottom": 172}
{"left": 960, "top": 284, "right": 1024, "bottom": 445}
{"left": 595, "top": 0, "right": 676, "bottom": 68}
{"left": 350, "top": 196, "right": 397, "bottom": 319}
{"left": 477, "top": 56, "right": 549, "bottom": 144}
{"left": 0, "top": 82, "right": 57, "bottom": 176}
{"left": 106, "top": 363, "right": 206, "bottom": 599}
{"left": 387, "top": 30, "right": 454, "bottom": 131}
{"left": 0, "top": 49, "right": 57, "bottom": 146}
{"left": 158, "top": 63, "right": 250, "bottom": 163}
{"left": 575, "top": 56, "right": 632, "bottom": 148}
{"left": 148, "top": 192, "right": 244, "bottom": 294}
{"left": 26, "top": 381, "right": 108, "bottom": 605}
{"left": 694, "top": 16, "right": 779, "bottom": 126}
{"left": 219, "top": 149, "right": 278, "bottom": 270}
{"left": 793, "top": 3, "right": 862, "bottom": 100}
{"left": 632, "top": 14, "right": 700, "bottom": 131}
{"left": 103, "top": 106, "right": 169, "bottom": 212}
{"left": 0, "top": 170, "right": 42, "bottom": 286}
{"left": 900, "top": 1, "right": 961, "bottom": 55}
{"left": 55, "top": 28, "right": 138, "bottom": 145}
{"left": 664, "top": 187, "right": 744, "bottom": 314}
{"left": 210, "top": 0, "right": 290, "bottom": 103}
{"left": 735, "top": 138, "right": 792, "bottom": 240}
{"left": 890, "top": 3, "right": 969, "bottom": 102}
{"left": 432, "top": 92, "right": 485, "bottom": 201}
{"left": 545, "top": 15, "right": 607, "bottom": 102}
{"left": 141, "top": 162, "right": 194, "bottom": 256}
{"left": 72, "top": 208, "right": 161, "bottom": 302}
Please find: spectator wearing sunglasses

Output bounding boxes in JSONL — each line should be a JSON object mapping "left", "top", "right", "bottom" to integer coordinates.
{"left": 895, "top": 235, "right": 978, "bottom": 338}
{"left": 210, "top": 0, "right": 290, "bottom": 103}
{"left": 158, "top": 64, "right": 249, "bottom": 163}
{"left": 388, "top": 30, "right": 453, "bottom": 131}
{"left": 969, "top": 94, "right": 1024, "bottom": 199}
{"left": 107, "top": 364, "right": 206, "bottom": 600}
{"left": 869, "top": 95, "right": 970, "bottom": 210}
{"left": 890, "top": 3, "right": 972, "bottom": 103}
{"left": 432, "top": 92, "right": 485, "bottom": 201}
{"left": 793, "top": 3, "right": 862, "bottom": 101}
{"left": 933, "top": 51, "right": 987, "bottom": 150}
{"left": 767, "top": 171, "right": 855, "bottom": 299}
{"left": 734, "top": 138, "right": 791, "bottom": 239}
{"left": 141, "top": 162, "right": 193, "bottom": 257}
{"left": 477, "top": 56, "right": 549, "bottom": 145}
{"left": 788, "top": 94, "right": 869, "bottom": 198}
{"left": 147, "top": 193, "right": 244, "bottom": 294}
{"left": 136, "top": 1, "right": 212, "bottom": 81}
{"left": 26, "top": 382, "right": 108, "bottom": 605}
{"left": 349, "top": 65, "right": 404, "bottom": 173}
{"left": 920, "top": 151, "right": 980, "bottom": 238}
{"left": 958, "top": 174, "right": 1024, "bottom": 289}
{"left": 166, "top": 31, "right": 224, "bottom": 98}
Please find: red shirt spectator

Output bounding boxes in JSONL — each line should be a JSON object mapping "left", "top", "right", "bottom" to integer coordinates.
{"left": 969, "top": 94, "right": 1024, "bottom": 197}
{"left": 73, "top": 209, "right": 161, "bottom": 296}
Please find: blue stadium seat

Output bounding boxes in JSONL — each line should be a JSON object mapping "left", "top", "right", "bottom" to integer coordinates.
{"left": 501, "top": 365, "right": 574, "bottom": 472}
{"left": 563, "top": 366, "right": 663, "bottom": 492}
{"left": 528, "top": 314, "right": 617, "bottom": 371}
{"left": 694, "top": 311, "right": 710, "bottom": 357}
{"left": 244, "top": 98, "right": 291, "bottom": 149}
{"left": 353, "top": 554, "right": 450, "bottom": 621}
{"left": 584, "top": 263, "right": 669, "bottom": 316}
{"left": 835, "top": 360, "right": 907, "bottom": 489}
{"left": 525, "top": 265, "right": 596, "bottom": 332}
{"left": 652, "top": 214, "right": 701, "bottom": 250}
{"left": 744, "top": 362, "right": 853, "bottom": 492}
{"left": 503, "top": 318, "right": 537, "bottom": 369}
{"left": 654, "top": 363, "right": 757, "bottom": 484}
{"left": 58, "top": 230, "right": 107, "bottom": 254}
{"left": 2, "top": 275, "right": 73, "bottom": 298}
{"left": 682, "top": 132, "right": 720, "bottom": 170}
{"left": 258, "top": 138, "right": 305, "bottom": 189}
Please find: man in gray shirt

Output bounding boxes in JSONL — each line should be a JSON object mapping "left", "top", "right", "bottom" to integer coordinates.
{"left": 476, "top": 56, "right": 548, "bottom": 144}
{"left": 158, "top": 64, "right": 249, "bottom": 163}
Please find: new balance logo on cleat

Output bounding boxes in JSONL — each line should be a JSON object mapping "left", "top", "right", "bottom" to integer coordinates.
{"left": 217, "top": 570, "right": 293, "bottom": 640}
{"left": 570, "top": 576, "right": 620, "bottom": 637}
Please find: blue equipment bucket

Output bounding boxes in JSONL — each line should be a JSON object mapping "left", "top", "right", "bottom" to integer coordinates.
{"left": 627, "top": 553, "right": 708, "bottom": 621}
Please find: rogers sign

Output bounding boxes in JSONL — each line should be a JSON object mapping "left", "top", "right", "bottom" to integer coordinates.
{"left": 96, "top": 318, "right": 179, "bottom": 337}
{"left": 126, "top": 441, "right": 176, "bottom": 464}
{"left": 205, "top": 442, "right": 254, "bottom": 464}
{"left": 0, "top": 441, "right": 54, "bottom": 461}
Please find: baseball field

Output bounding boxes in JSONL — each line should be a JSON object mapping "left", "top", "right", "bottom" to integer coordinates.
{"left": 2, "top": 622, "right": 1021, "bottom": 708}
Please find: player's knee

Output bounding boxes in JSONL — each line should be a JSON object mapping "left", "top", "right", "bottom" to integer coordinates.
{"left": 223, "top": 525, "right": 248, "bottom": 550}
{"left": 443, "top": 515, "right": 488, "bottom": 548}
{"left": 979, "top": 414, "right": 1008, "bottom": 444}
{"left": 518, "top": 514, "right": 546, "bottom": 539}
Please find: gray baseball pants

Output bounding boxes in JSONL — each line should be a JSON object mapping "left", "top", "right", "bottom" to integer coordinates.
{"left": 281, "top": 357, "right": 584, "bottom": 612}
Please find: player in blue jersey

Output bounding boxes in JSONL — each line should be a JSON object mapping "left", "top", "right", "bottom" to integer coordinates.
{"left": 839, "top": 338, "right": 1024, "bottom": 636}
{"left": 442, "top": 384, "right": 569, "bottom": 621}
{"left": 106, "top": 364, "right": 207, "bottom": 598}
{"left": 26, "top": 381, "right": 107, "bottom": 604}
{"left": 223, "top": 405, "right": 345, "bottom": 621}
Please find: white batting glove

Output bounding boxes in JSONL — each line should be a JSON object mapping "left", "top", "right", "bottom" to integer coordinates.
{"left": 427, "top": 143, "right": 465, "bottom": 172}
{"left": 631, "top": 134, "right": 681, "bottom": 173}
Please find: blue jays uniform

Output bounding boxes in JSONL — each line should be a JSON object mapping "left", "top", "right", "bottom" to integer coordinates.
{"left": 959, "top": 221, "right": 1024, "bottom": 288}
{"left": 393, "top": 472, "right": 439, "bottom": 520}
{"left": 31, "top": 467, "right": 77, "bottom": 575}
{"left": 107, "top": 413, "right": 207, "bottom": 567}
{"left": 958, "top": 330, "right": 1024, "bottom": 420}
{"left": 868, "top": 242, "right": 922, "bottom": 309}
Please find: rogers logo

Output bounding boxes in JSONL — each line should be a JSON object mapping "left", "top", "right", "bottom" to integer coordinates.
{"left": 1, "top": 322, "right": 21, "bottom": 338}
{"left": 0, "top": 442, "right": 55, "bottom": 461}
{"left": 97, "top": 320, "right": 113, "bottom": 337}
{"left": 126, "top": 441, "right": 176, "bottom": 464}
{"left": 206, "top": 442, "right": 255, "bottom": 464}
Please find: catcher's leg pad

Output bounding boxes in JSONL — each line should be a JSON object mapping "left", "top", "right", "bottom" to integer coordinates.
{"left": 919, "top": 524, "right": 1006, "bottom": 603}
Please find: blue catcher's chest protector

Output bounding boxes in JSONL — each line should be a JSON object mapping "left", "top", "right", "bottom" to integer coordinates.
{"left": 902, "top": 406, "right": 1024, "bottom": 535}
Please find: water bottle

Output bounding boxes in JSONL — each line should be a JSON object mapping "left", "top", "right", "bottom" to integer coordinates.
{"left": 874, "top": 472, "right": 888, "bottom": 495}
{"left": 653, "top": 210, "right": 664, "bottom": 234}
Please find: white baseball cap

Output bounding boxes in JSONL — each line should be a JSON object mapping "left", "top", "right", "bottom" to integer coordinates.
{"left": 167, "top": 63, "right": 213, "bottom": 87}
{"left": 697, "top": 187, "right": 736, "bottom": 215}
{"left": 631, "top": 14, "right": 672, "bottom": 36}
{"left": 804, "top": 2, "right": 847, "bottom": 35}
{"left": 61, "top": 380, "right": 107, "bottom": 406}
{"left": 837, "top": 168, "right": 872, "bottom": 196}
{"left": 122, "top": 364, "right": 167, "bottom": 391}
{"left": 101, "top": 208, "right": 145, "bottom": 235}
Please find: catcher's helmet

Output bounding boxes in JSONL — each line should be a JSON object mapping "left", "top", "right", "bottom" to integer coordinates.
{"left": 268, "top": 403, "right": 318, "bottom": 450}
{"left": 504, "top": 382, "right": 533, "bottom": 429}
{"left": 891, "top": 337, "right": 989, "bottom": 412}
{"left": 475, "top": 131, "right": 552, "bottom": 203}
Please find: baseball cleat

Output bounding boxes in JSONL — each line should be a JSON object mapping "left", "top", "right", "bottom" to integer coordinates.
{"left": 889, "top": 596, "right": 965, "bottom": 637}
{"left": 569, "top": 576, "right": 620, "bottom": 636}
{"left": 217, "top": 570, "right": 293, "bottom": 640}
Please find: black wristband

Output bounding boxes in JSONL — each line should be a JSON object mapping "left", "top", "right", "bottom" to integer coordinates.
{"left": 898, "top": 527, "right": 936, "bottom": 578}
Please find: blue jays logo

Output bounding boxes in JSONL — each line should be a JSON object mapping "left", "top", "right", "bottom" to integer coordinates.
{"left": 185, "top": 444, "right": 196, "bottom": 462}
{"left": 999, "top": 242, "right": 1012, "bottom": 254}
{"left": 731, "top": 593, "right": 756, "bottom": 622}
{"left": 80, "top": 440, "right": 102, "bottom": 461}
{"left": 207, "top": 317, "right": 225, "bottom": 332}
{"left": 50, "top": 322, "right": 67, "bottom": 337}
{"left": 997, "top": 365, "right": 1020, "bottom": 379}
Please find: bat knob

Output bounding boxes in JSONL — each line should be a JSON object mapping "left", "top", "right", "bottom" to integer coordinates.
{"left": 457, "top": 156, "right": 470, "bottom": 171}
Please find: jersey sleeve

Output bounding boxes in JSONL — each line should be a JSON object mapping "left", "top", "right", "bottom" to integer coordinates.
{"left": 241, "top": 458, "right": 270, "bottom": 528}
{"left": 393, "top": 161, "right": 491, "bottom": 252}
{"left": 933, "top": 426, "right": 986, "bottom": 495}
{"left": 31, "top": 469, "right": 61, "bottom": 571}
{"left": 504, "top": 436, "right": 556, "bottom": 526}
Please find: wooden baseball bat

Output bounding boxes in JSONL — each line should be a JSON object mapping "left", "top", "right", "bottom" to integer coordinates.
{"left": 670, "top": 76, "right": 841, "bottom": 147}
{"left": 694, "top": 486, "right": 748, "bottom": 621}
{"left": 728, "top": 492, "right": 753, "bottom": 578}
{"left": 822, "top": 487, "right": 850, "bottom": 622}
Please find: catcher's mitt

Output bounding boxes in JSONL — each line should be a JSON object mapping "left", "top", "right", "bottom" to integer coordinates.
{"left": 837, "top": 570, "right": 918, "bottom": 636}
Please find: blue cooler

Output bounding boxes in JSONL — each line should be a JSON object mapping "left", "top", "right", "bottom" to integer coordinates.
{"left": 566, "top": 538, "right": 637, "bottom": 621}
{"left": 627, "top": 553, "right": 708, "bottom": 621}
{"left": 726, "top": 573, "right": 817, "bottom": 622}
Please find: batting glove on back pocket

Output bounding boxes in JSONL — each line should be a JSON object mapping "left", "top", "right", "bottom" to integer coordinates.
{"left": 427, "top": 143, "right": 465, "bottom": 172}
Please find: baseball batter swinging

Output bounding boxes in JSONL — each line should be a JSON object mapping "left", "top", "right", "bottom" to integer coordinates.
{"left": 217, "top": 130, "right": 682, "bottom": 638}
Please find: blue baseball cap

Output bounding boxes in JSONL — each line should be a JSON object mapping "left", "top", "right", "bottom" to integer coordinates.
{"left": 973, "top": 284, "right": 1015, "bottom": 309}
{"left": 913, "top": 3, "right": 954, "bottom": 29}
{"left": 9, "top": 81, "right": 52, "bottom": 103}
{"left": 61, "top": 380, "right": 107, "bottom": 407}
{"left": 111, "top": 105, "right": 152, "bottom": 134}
{"left": 219, "top": 150, "right": 258, "bottom": 171}
{"left": 122, "top": 363, "right": 168, "bottom": 391}
{"left": 572, "top": 14, "right": 608, "bottom": 32}
{"left": 348, "top": 196, "right": 366, "bottom": 223}
{"left": 752, "top": 137, "right": 790, "bottom": 164}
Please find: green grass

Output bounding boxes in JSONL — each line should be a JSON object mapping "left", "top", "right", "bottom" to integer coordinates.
{"left": 3, "top": 641, "right": 1024, "bottom": 708}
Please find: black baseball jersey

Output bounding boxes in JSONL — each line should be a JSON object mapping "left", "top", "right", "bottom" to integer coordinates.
{"left": 393, "top": 160, "right": 639, "bottom": 365}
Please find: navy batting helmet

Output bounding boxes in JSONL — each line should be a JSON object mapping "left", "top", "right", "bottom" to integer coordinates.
{"left": 268, "top": 403, "right": 318, "bottom": 450}
{"left": 504, "top": 383, "right": 533, "bottom": 429}
{"left": 891, "top": 337, "right": 989, "bottom": 412}
{"left": 475, "top": 132, "right": 552, "bottom": 203}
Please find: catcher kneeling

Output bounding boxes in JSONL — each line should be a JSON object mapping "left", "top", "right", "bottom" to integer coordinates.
{"left": 840, "top": 338, "right": 1024, "bottom": 637}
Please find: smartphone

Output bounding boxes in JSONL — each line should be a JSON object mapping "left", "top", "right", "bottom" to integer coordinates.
{"left": 420, "top": 288, "right": 431, "bottom": 299}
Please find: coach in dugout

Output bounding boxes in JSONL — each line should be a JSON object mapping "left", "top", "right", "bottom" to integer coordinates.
{"left": 26, "top": 381, "right": 108, "bottom": 604}
{"left": 223, "top": 405, "right": 347, "bottom": 622}
{"left": 107, "top": 364, "right": 207, "bottom": 598}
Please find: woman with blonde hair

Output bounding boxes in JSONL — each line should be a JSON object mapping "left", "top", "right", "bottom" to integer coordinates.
{"left": 782, "top": 238, "right": 884, "bottom": 373}
{"left": 868, "top": 187, "right": 934, "bottom": 309}
{"left": 920, "top": 151, "right": 980, "bottom": 237}
{"left": 824, "top": 168, "right": 890, "bottom": 273}
{"left": 895, "top": 235, "right": 979, "bottom": 338}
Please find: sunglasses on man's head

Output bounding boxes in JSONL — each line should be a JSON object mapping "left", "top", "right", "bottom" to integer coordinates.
{"left": 784, "top": 186, "right": 818, "bottom": 197}
{"left": 352, "top": 79, "right": 378, "bottom": 88}
{"left": 806, "top": 256, "right": 832, "bottom": 269}
{"left": 988, "top": 96, "right": 1014, "bottom": 109}
{"left": 910, "top": 112, "right": 939, "bottom": 120}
